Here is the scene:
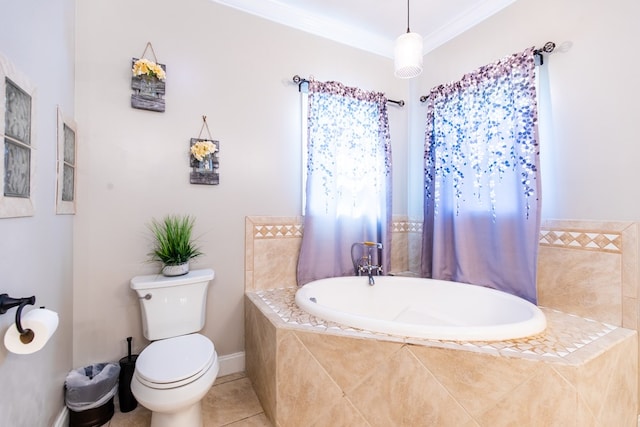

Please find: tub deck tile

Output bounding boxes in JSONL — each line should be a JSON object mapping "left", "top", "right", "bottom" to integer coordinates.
{"left": 248, "top": 287, "right": 635, "bottom": 365}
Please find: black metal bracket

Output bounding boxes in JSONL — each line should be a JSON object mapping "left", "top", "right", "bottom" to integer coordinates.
{"left": 292, "top": 75, "right": 309, "bottom": 93}
{"left": 534, "top": 41, "right": 556, "bottom": 66}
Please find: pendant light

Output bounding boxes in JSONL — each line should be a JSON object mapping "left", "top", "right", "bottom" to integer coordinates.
{"left": 394, "top": 0, "right": 423, "bottom": 79}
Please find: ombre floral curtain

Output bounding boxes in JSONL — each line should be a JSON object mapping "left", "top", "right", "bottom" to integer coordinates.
{"left": 421, "top": 48, "right": 541, "bottom": 303}
{"left": 297, "top": 80, "right": 392, "bottom": 286}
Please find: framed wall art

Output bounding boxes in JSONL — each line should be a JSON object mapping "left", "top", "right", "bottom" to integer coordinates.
{"left": 131, "top": 42, "right": 166, "bottom": 112}
{"left": 56, "top": 106, "right": 77, "bottom": 214}
{"left": 0, "top": 52, "right": 36, "bottom": 218}
{"left": 190, "top": 138, "right": 219, "bottom": 185}
{"left": 189, "top": 116, "right": 219, "bottom": 185}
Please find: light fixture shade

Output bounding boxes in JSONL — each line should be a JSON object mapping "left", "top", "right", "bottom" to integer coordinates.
{"left": 394, "top": 32, "right": 423, "bottom": 79}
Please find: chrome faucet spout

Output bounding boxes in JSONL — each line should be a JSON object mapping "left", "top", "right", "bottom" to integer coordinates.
{"left": 352, "top": 241, "right": 383, "bottom": 285}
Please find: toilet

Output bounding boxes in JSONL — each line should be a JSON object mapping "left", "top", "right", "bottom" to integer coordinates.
{"left": 129, "top": 268, "right": 218, "bottom": 427}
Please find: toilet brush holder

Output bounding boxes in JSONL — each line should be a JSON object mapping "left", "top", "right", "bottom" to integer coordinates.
{"left": 118, "top": 337, "right": 138, "bottom": 412}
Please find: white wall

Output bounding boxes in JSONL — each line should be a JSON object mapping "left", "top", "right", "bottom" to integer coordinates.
{"left": 409, "top": 0, "right": 640, "bottom": 221}
{"left": 0, "top": 0, "right": 634, "bottom": 423}
{"left": 0, "top": 0, "right": 75, "bottom": 425}
{"left": 73, "top": 0, "right": 408, "bottom": 365}
{"left": 0, "top": 0, "right": 635, "bottom": 422}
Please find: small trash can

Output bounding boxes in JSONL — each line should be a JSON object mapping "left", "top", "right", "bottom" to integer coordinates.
{"left": 65, "top": 363, "right": 120, "bottom": 427}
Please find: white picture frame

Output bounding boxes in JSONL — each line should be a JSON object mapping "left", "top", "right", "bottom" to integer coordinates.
{"left": 0, "top": 52, "right": 36, "bottom": 218}
{"left": 55, "top": 106, "right": 77, "bottom": 214}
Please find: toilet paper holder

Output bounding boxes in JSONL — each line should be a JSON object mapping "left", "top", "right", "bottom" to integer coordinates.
{"left": 0, "top": 294, "right": 36, "bottom": 344}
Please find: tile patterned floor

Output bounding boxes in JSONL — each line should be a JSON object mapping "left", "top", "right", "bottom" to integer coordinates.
{"left": 108, "top": 373, "right": 272, "bottom": 427}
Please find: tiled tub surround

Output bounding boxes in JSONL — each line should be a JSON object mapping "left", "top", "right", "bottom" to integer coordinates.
{"left": 537, "top": 220, "right": 640, "bottom": 412}
{"left": 244, "top": 216, "right": 415, "bottom": 293}
{"left": 246, "top": 288, "right": 637, "bottom": 426}
{"left": 244, "top": 217, "right": 640, "bottom": 425}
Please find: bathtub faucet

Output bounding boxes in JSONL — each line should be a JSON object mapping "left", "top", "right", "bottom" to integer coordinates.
{"left": 364, "top": 263, "right": 382, "bottom": 285}
{"left": 351, "top": 241, "right": 383, "bottom": 285}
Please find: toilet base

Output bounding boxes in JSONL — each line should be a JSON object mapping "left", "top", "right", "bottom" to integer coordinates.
{"left": 151, "top": 400, "right": 202, "bottom": 427}
{"left": 131, "top": 349, "right": 219, "bottom": 427}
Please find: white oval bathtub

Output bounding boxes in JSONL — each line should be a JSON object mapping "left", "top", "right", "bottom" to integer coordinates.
{"left": 295, "top": 276, "right": 546, "bottom": 341}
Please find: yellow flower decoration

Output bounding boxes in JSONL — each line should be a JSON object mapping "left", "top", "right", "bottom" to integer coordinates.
{"left": 132, "top": 58, "right": 166, "bottom": 81}
{"left": 191, "top": 140, "right": 217, "bottom": 161}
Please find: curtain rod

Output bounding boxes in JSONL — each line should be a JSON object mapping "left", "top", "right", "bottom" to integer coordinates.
{"left": 292, "top": 75, "right": 405, "bottom": 107}
{"left": 419, "top": 41, "right": 556, "bottom": 103}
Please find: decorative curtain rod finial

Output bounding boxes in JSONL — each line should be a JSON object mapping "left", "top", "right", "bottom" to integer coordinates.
{"left": 540, "top": 41, "right": 556, "bottom": 53}
{"left": 533, "top": 41, "right": 556, "bottom": 65}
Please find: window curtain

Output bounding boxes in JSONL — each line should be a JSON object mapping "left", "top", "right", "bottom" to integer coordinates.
{"left": 297, "top": 80, "right": 392, "bottom": 286}
{"left": 421, "top": 47, "right": 541, "bottom": 303}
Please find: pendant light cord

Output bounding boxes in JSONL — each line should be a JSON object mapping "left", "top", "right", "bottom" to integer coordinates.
{"left": 406, "top": 0, "right": 411, "bottom": 33}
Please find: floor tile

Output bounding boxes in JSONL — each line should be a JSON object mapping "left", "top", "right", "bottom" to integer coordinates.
{"left": 107, "top": 373, "right": 271, "bottom": 427}
{"left": 203, "top": 377, "right": 265, "bottom": 426}
{"left": 215, "top": 372, "right": 247, "bottom": 386}
{"left": 108, "top": 401, "right": 151, "bottom": 427}
{"left": 224, "top": 412, "right": 272, "bottom": 426}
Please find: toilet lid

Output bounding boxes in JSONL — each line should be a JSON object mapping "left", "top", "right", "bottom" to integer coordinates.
{"left": 136, "top": 333, "right": 215, "bottom": 385}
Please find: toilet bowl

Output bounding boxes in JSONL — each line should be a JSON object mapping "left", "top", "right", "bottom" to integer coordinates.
{"left": 129, "top": 269, "right": 217, "bottom": 427}
{"left": 131, "top": 333, "right": 219, "bottom": 427}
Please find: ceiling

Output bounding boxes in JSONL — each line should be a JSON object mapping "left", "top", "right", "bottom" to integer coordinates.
{"left": 210, "top": 0, "right": 517, "bottom": 58}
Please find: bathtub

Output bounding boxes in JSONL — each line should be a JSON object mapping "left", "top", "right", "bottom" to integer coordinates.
{"left": 295, "top": 275, "right": 546, "bottom": 341}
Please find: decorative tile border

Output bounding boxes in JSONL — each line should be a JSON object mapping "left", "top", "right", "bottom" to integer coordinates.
{"left": 253, "top": 220, "right": 422, "bottom": 237}
{"left": 250, "top": 219, "right": 624, "bottom": 255}
{"left": 392, "top": 220, "right": 422, "bottom": 233}
{"left": 253, "top": 224, "right": 303, "bottom": 239}
{"left": 539, "top": 228, "right": 622, "bottom": 253}
{"left": 251, "top": 287, "right": 618, "bottom": 362}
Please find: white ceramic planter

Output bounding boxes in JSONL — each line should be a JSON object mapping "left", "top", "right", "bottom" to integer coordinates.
{"left": 161, "top": 263, "right": 189, "bottom": 277}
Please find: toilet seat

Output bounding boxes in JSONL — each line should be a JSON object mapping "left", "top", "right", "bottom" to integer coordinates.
{"left": 135, "top": 333, "right": 215, "bottom": 390}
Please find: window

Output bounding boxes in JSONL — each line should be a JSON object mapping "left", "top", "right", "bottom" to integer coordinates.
{"left": 0, "top": 54, "right": 36, "bottom": 218}
{"left": 297, "top": 79, "right": 392, "bottom": 284}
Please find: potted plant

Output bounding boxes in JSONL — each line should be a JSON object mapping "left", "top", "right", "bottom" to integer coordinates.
{"left": 148, "top": 214, "right": 202, "bottom": 276}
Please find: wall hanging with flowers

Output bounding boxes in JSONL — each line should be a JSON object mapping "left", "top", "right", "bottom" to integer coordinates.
{"left": 190, "top": 116, "right": 219, "bottom": 185}
{"left": 131, "top": 42, "right": 166, "bottom": 112}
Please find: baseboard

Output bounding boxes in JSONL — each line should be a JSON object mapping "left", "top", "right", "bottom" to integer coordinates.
{"left": 52, "top": 406, "right": 69, "bottom": 427}
{"left": 218, "top": 351, "right": 245, "bottom": 377}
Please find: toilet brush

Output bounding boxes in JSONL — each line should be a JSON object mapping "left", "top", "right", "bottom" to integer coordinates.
{"left": 118, "top": 336, "right": 138, "bottom": 412}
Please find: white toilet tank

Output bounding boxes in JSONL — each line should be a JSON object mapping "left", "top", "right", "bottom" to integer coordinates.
{"left": 130, "top": 269, "right": 214, "bottom": 341}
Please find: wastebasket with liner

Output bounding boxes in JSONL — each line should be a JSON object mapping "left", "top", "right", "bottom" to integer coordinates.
{"left": 65, "top": 363, "right": 120, "bottom": 427}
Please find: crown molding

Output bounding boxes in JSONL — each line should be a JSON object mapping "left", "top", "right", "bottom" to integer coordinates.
{"left": 211, "top": 0, "right": 517, "bottom": 58}
{"left": 211, "top": 0, "right": 394, "bottom": 57}
{"left": 422, "top": 0, "right": 517, "bottom": 53}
